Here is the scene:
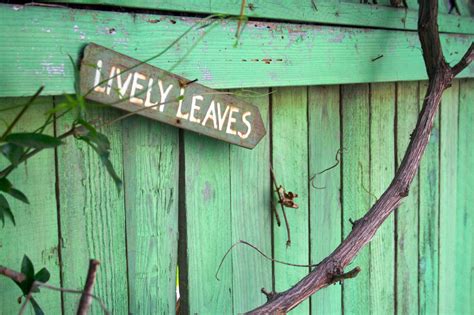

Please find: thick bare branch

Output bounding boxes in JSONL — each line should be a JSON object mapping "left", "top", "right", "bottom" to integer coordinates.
{"left": 77, "top": 259, "right": 100, "bottom": 315}
{"left": 0, "top": 265, "right": 25, "bottom": 283}
{"left": 452, "top": 43, "right": 474, "bottom": 77}
{"left": 246, "top": 1, "right": 472, "bottom": 313}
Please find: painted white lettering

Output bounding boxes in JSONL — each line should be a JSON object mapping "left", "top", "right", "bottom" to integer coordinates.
{"left": 158, "top": 80, "right": 173, "bottom": 112}
{"left": 130, "top": 72, "right": 146, "bottom": 105}
{"left": 226, "top": 106, "right": 239, "bottom": 135}
{"left": 202, "top": 101, "right": 218, "bottom": 129}
{"left": 116, "top": 68, "right": 133, "bottom": 99}
{"left": 93, "top": 59, "right": 106, "bottom": 93}
{"left": 217, "top": 102, "right": 230, "bottom": 131}
{"left": 176, "top": 88, "right": 189, "bottom": 119}
{"left": 238, "top": 111, "right": 252, "bottom": 139}
{"left": 144, "top": 78, "right": 158, "bottom": 109}
{"left": 106, "top": 66, "right": 116, "bottom": 95}
{"left": 189, "top": 95, "right": 203, "bottom": 123}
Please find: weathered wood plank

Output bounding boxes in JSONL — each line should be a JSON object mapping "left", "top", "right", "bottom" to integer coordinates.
{"left": 40, "top": 0, "right": 474, "bottom": 34}
{"left": 438, "top": 81, "right": 459, "bottom": 315}
{"left": 272, "top": 86, "right": 309, "bottom": 314}
{"left": 1, "top": 4, "right": 474, "bottom": 98}
{"left": 183, "top": 132, "right": 232, "bottom": 313}
{"left": 229, "top": 88, "right": 272, "bottom": 313}
{"left": 395, "top": 81, "right": 419, "bottom": 315}
{"left": 455, "top": 79, "right": 474, "bottom": 315}
{"left": 341, "top": 84, "right": 370, "bottom": 315}
{"left": 56, "top": 104, "right": 128, "bottom": 314}
{"left": 308, "top": 85, "right": 342, "bottom": 315}
{"left": 0, "top": 97, "right": 61, "bottom": 315}
{"left": 418, "top": 80, "right": 439, "bottom": 315}
{"left": 369, "top": 82, "right": 395, "bottom": 315}
{"left": 122, "top": 116, "right": 179, "bottom": 313}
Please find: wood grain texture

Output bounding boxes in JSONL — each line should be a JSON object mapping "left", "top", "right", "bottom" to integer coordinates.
{"left": 122, "top": 116, "right": 179, "bottom": 313}
{"left": 56, "top": 104, "right": 128, "bottom": 314}
{"left": 229, "top": 88, "right": 272, "bottom": 313}
{"left": 1, "top": 4, "right": 474, "bottom": 98}
{"left": 395, "top": 81, "right": 419, "bottom": 315}
{"left": 40, "top": 0, "right": 474, "bottom": 34}
{"left": 308, "top": 85, "right": 342, "bottom": 315}
{"left": 271, "top": 86, "right": 309, "bottom": 314}
{"left": 418, "top": 80, "right": 439, "bottom": 315}
{"left": 455, "top": 79, "right": 473, "bottom": 315}
{"left": 0, "top": 97, "right": 61, "bottom": 315}
{"left": 369, "top": 82, "right": 395, "bottom": 315}
{"left": 183, "top": 132, "right": 232, "bottom": 313}
{"left": 438, "top": 80, "right": 459, "bottom": 315}
{"left": 341, "top": 84, "right": 370, "bottom": 315}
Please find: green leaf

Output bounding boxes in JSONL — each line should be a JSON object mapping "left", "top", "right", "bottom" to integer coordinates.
{"left": 0, "top": 178, "right": 29, "bottom": 204}
{"left": 0, "top": 178, "right": 13, "bottom": 192}
{"left": 5, "top": 133, "right": 63, "bottom": 149}
{"left": 8, "top": 188, "right": 29, "bottom": 204}
{"left": 34, "top": 268, "right": 50, "bottom": 283}
{"left": 30, "top": 297, "right": 45, "bottom": 315}
{"left": 0, "top": 194, "right": 15, "bottom": 226}
{"left": 74, "top": 120, "right": 123, "bottom": 192}
{"left": 1, "top": 143, "right": 24, "bottom": 165}
{"left": 21, "top": 255, "right": 35, "bottom": 280}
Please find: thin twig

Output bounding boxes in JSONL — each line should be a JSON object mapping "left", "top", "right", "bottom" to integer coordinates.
{"left": 271, "top": 200, "right": 282, "bottom": 226}
{"left": 37, "top": 282, "right": 109, "bottom": 314}
{"left": 0, "top": 127, "right": 76, "bottom": 179}
{"left": 18, "top": 289, "right": 33, "bottom": 315}
{"left": 309, "top": 148, "right": 342, "bottom": 189}
{"left": 270, "top": 166, "right": 292, "bottom": 246}
{"left": 215, "top": 240, "right": 318, "bottom": 280}
{"left": 1, "top": 86, "right": 44, "bottom": 140}
{"left": 77, "top": 259, "right": 100, "bottom": 315}
{"left": 358, "top": 162, "right": 378, "bottom": 202}
{"left": 236, "top": 0, "right": 247, "bottom": 40}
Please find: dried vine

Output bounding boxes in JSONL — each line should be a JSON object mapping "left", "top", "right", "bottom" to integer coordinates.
{"left": 247, "top": 0, "right": 473, "bottom": 313}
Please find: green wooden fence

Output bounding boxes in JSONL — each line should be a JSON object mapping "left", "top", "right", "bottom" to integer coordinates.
{"left": 0, "top": 1, "right": 473, "bottom": 314}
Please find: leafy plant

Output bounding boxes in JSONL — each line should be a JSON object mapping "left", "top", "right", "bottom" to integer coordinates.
{"left": 14, "top": 256, "right": 50, "bottom": 315}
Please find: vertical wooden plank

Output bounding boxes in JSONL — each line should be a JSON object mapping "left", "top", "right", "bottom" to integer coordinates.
{"left": 0, "top": 97, "right": 61, "bottom": 314}
{"left": 308, "top": 85, "right": 342, "bottom": 314}
{"left": 272, "top": 86, "right": 309, "bottom": 314}
{"left": 122, "top": 117, "right": 179, "bottom": 314}
{"left": 455, "top": 79, "right": 474, "bottom": 315}
{"left": 308, "top": 85, "right": 342, "bottom": 315}
{"left": 230, "top": 89, "right": 272, "bottom": 313}
{"left": 369, "top": 83, "right": 395, "bottom": 314}
{"left": 418, "top": 80, "right": 439, "bottom": 315}
{"left": 341, "top": 84, "right": 370, "bottom": 315}
{"left": 438, "top": 80, "right": 459, "bottom": 315}
{"left": 57, "top": 105, "right": 128, "bottom": 314}
{"left": 395, "top": 81, "right": 419, "bottom": 315}
{"left": 183, "top": 133, "right": 232, "bottom": 313}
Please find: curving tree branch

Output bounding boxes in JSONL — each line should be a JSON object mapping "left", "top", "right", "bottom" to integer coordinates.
{"left": 247, "top": 0, "right": 473, "bottom": 313}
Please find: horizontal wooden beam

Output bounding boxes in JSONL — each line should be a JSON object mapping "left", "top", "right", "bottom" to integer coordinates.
{"left": 0, "top": 4, "right": 473, "bottom": 97}
{"left": 41, "top": 0, "right": 474, "bottom": 35}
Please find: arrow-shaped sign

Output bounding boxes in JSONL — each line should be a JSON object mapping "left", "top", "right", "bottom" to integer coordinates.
{"left": 80, "top": 43, "right": 266, "bottom": 149}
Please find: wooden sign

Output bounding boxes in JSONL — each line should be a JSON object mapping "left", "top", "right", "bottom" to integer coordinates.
{"left": 80, "top": 43, "right": 266, "bottom": 149}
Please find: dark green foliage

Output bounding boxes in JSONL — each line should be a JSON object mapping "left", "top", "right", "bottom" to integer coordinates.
{"left": 13, "top": 255, "right": 50, "bottom": 315}
{"left": 74, "top": 119, "right": 123, "bottom": 191}
{"left": 1, "top": 143, "right": 24, "bottom": 166}
{"left": 5, "top": 133, "right": 63, "bottom": 149}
